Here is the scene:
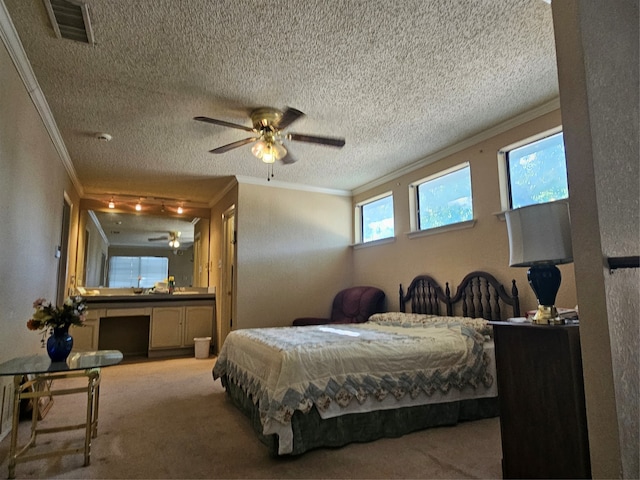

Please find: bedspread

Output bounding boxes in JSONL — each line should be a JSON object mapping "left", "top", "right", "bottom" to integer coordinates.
{"left": 213, "top": 322, "right": 492, "bottom": 454}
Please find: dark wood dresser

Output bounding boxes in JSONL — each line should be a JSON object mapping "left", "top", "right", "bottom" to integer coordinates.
{"left": 491, "top": 322, "right": 591, "bottom": 479}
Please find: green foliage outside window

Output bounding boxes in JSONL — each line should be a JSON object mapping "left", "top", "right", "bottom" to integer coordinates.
{"left": 508, "top": 132, "right": 568, "bottom": 209}
{"left": 417, "top": 166, "right": 473, "bottom": 230}
{"left": 362, "top": 195, "right": 394, "bottom": 242}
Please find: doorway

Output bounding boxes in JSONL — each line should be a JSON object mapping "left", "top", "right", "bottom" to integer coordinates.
{"left": 220, "top": 206, "right": 236, "bottom": 348}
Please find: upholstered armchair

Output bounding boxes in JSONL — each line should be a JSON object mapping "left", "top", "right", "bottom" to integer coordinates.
{"left": 292, "top": 286, "right": 386, "bottom": 326}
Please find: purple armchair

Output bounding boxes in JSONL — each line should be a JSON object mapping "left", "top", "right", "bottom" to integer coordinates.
{"left": 292, "top": 286, "right": 386, "bottom": 326}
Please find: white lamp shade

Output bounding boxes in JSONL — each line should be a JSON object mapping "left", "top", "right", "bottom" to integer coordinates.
{"left": 505, "top": 201, "right": 573, "bottom": 267}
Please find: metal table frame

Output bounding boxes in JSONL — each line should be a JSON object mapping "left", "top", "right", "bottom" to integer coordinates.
{"left": 0, "top": 351, "right": 122, "bottom": 479}
{"left": 8, "top": 368, "right": 100, "bottom": 478}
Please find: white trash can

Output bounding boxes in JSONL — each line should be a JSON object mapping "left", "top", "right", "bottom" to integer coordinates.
{"left": 194, "top": 337, "right": 211, "bottom": 359}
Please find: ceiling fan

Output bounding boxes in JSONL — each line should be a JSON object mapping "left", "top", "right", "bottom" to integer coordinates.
{"left": 194, "top": 107, "right": 345, "bottom": 165}
{"left": 148, "top": 231, "right": 181, "bottom": 248}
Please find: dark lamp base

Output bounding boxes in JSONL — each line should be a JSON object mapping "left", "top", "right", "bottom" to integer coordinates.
{"left": 527, "top": 264, "right": 563, "bottom": 325}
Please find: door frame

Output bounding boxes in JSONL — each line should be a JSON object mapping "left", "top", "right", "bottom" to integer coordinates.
{"left": 219, "top": 205, "right": 236, "bottom": 349}
{"left": 56, "top": 193, "right": 73, "bottom": 305}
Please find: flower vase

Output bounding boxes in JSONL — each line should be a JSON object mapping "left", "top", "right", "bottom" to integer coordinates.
{"left": 46, "top": 326, "right": 73, "bottom": 362}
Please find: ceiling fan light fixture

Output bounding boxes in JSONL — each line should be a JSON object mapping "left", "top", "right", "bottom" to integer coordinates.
{"left": 272, "top": 142, "right": 287, "bottom": 160}
{"left": 262, "top": 145, "right": 276, "bottom": 164}
{"left": 251, "top": 140, "right": 286, "bottom": 164}
{"left": 168, "top": 231, "right": 181, "bottom": 248}
{"left": 251, "top": 140, "right": 271, "bottom": 163}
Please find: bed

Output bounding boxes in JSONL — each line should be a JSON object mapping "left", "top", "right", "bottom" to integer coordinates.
{"left": 212, "top": 271, "right": 520, "bottom": 456}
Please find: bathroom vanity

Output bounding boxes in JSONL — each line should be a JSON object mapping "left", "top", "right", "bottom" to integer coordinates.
{"left": 72, "top": 293, "right": 216, "bottom": 358}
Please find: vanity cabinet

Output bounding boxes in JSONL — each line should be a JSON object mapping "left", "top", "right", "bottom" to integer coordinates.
{"left": 150, "top": 307, "right": 184, "bottom": 349}
{"left": 71, "top": 308, "right": 104, "bottom": 351}
{"left": 81, "top": 295, "right": 216, "bottom": 358}
{"left": 149, "top": 305, "right": 214, "bottom": 351}
{"left": 183, "top": 306, "right": 214, "bottom": 347}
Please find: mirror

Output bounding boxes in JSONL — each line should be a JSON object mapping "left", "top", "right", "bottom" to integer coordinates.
{"left": 76, "top": 199, "right": 210, "bottom": 289}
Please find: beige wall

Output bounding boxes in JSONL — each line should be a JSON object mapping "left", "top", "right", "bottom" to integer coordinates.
{"left": 235, "top": 182, "right": 353, "bottom": 329}
{"left": 0, "top": 39, "right": 81, "bottom": 359}
{"left": 353, "top": 110, "right": 577, "bottom": 315}
{"left": 553, "top": 1, "right": 638, "bottom": 477}
{"left": 0, "top": 37, "right": 81, "bottom": 433}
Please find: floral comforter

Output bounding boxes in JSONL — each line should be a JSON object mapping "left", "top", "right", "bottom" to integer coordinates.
{"left": 212, "top": 320, "right": 493, "bottom": 454}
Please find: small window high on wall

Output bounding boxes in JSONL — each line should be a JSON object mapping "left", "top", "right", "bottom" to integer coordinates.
{"left": 355, "top": 192, "right": 394, "bottom": 244}
{"left": 108, "top": 256, "right": 168, "bottom": 288}
{"left": 500, "top": 128, "right": 569, "bottom": 210}
{"left": 410, "top": 163, "right": 473, "bottom": 232}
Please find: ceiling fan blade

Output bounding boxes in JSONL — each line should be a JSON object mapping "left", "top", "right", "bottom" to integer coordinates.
{"left": 209, "top": 137, "right": 257, "bottom": 154}
{"left": 288, "top": 133, "right": 345, "bottom": 148}
{"left": 194, "top": 116, "right": 255, "bottom": 133}
{"left": 148, "top": 236, "right": 168, "bottom": 242}
{"left": 280, "top": 149, "right": 297, "bottom": 165}
{"left": 276, "top": 108, "right": 305, "bottom": 130}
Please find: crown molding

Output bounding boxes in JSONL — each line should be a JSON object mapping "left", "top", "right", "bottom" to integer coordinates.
{"left": 0, "top": 1, "right": 84, "bottom": 197}
{"left": 208, "top": 178, "right": 238, "bottom": 207}
{"left": 351, "top": 98, "right": 561, "bottom": 196}
{"left": 235, "top": 175, "right": 352, "bottom": 197}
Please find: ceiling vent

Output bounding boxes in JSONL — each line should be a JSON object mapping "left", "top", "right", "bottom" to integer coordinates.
{"left": 43, "top": 0, "right": 95, "bottom": 44}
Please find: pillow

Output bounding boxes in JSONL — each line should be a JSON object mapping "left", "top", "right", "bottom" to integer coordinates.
{"left": 368, "top": 312, "right": 492, "bottom": 337}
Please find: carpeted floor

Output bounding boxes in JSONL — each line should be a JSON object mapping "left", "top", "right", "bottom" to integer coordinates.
{"left": 0, "top": 356, "right": 503, "bottom": 479}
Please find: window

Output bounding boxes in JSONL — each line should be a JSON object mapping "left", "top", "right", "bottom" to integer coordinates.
{"left": 108, "top": 256, "right": 169, "bottom": 288}
{"left": 356, "top": 193, "right": 394, "bottom": 243}
{"left": 412, "top": 163, "right": 473, "bottom": 231}
{"left": 504, "top": 131, "right": 568, "bottom": 209}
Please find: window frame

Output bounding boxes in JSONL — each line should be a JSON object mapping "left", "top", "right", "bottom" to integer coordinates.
{"left": 497, "top": 126, "right": 566, "bottom": 212}
{"left": 408, "top": 162, "right": 475, "bottom": 235}
{"left": 354, "top": 191, "right": 395, "bottom": 245}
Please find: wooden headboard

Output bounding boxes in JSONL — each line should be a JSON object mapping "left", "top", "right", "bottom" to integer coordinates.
{"left": 399, "top": 271, "right": 520, "bottom": 321}
{"left": 399, "top": 274, "right": 449, "bottom": 316}
{"left": 448, "top": 271, "right": 520, "bottom": 320}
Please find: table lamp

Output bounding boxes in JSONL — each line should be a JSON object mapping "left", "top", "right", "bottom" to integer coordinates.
{"left": 505, "top": 201, "right": 573, "bottom": 325}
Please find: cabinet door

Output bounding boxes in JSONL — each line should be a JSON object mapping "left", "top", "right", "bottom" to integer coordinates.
{"left": 71, "top": 308, "right": 104, "bottom": 351}
{"left": 150, "top": 307, "right": 184, "bottom": 349}
{"left": 183, "top": 306, "right": 213, "bottom": 347}
{"left": 493, "top": 323, "right": 590, "bottom": 479}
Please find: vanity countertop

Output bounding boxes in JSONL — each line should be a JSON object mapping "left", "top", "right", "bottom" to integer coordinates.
{"left": 82, "top": 293, "right": 215, "bottom": 306}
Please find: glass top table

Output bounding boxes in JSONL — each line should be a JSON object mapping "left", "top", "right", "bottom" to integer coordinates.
{"left": 0, "top": 350, "right": 123, "bottom": 478}
{"left": 0, "top": 350, "right": 123, "bottom": 376}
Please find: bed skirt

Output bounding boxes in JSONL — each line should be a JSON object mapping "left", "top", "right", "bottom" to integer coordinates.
{"left": 221, "top": 374, "right": 499, "bottom": 456}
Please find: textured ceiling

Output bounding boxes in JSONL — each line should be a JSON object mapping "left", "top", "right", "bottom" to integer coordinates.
{"left": 4, "top": 0, "right": 558, "bottom": 204}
